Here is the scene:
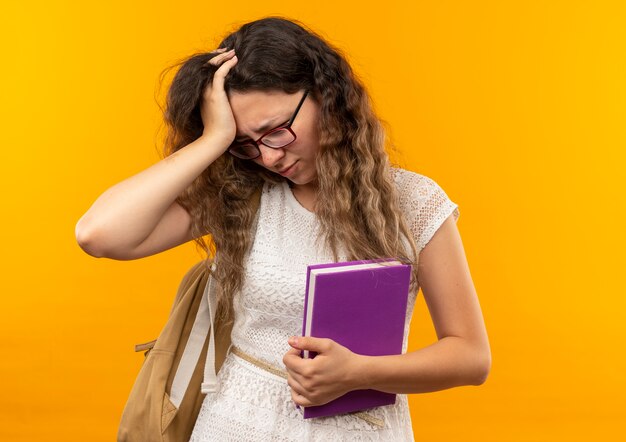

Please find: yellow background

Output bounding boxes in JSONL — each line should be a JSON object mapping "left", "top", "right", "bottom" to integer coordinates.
{"left": 1, "top": 1, "right": 624, "bottom": 440}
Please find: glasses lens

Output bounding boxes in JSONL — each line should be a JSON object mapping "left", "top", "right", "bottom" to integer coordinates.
{"left": 261, "top": 128, "right": 295, "bottom": 148}
{"left": 229, "top": 142, "right": 259, "bottom": 159}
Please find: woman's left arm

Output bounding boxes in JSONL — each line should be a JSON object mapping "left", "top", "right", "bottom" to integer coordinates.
{"left": 355, "top": 213, "right": 491, "bottom": 394}
{"left": 284, "top": 213, "right": 491, "bottom": 405}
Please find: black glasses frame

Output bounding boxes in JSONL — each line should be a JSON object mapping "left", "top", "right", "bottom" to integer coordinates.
{"left": 228, "top": 89, "right": 309, "bottom": 160}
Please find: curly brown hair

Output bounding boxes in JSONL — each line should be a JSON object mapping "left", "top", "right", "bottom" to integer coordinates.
{"left": 156, "top": 16, "right": 419, "bottom": 328}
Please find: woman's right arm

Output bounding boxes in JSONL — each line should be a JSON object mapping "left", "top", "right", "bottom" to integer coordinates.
{"left": 75, "top": 47, "right": 239, "bottom": 260}
{"left": 75, "top": 135, "right": 227, "bottom": 260}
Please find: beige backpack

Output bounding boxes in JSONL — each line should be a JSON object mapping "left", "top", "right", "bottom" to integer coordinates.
{"left": 117, "top": 188, "right": 262, "bottom": 441}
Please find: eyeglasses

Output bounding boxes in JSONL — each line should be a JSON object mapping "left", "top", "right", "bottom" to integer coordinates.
{"left": 228, "top": 89, "right": 309, "bottom": 160}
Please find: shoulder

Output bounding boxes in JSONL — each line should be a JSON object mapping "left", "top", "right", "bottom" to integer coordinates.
{"left": 389, "top": 166, "right": 447, "bottom": 202}
{"left": 389, "top": 166, "right": 460, "bottom": 251}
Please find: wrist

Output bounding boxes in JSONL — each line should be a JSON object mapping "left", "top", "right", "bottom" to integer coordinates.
{"left": 198, "top": 132, "right": 223, "bottom": 147}
{"left": 351, "top": 354, "right": 375, "bottom": 391}
{"left": 199, "top": 131, "right": 233, "bottom": 152}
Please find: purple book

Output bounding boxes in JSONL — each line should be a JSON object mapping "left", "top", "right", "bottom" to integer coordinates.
{"left": 300, "top": 258, "right": 412, "bottom": 419}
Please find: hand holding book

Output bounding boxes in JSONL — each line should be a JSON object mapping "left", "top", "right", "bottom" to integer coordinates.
{"left": 283, "top": 335, "right": 366, "bottom": 409}
{"left": 284, "top": 258, "right": 412, "bottom": 419}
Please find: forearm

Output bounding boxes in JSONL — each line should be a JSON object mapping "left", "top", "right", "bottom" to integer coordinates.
{"left": 75, "top": 134, "right": 225, "bottom": 252}
{"left": 354, "top": 336, "right": 490, "bottom": 394}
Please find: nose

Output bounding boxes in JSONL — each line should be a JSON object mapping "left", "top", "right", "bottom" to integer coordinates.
{"left": 256, "top": 145, "right": 286, "bottom": 169}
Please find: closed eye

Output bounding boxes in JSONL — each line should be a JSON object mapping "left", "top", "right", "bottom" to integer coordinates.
{"left": 235, "top": 120, "right": 290, "bottom": 142}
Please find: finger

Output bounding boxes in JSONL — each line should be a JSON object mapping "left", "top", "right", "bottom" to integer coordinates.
{"left": 287, "top": 374, "right": 308, "bottom": 398}
{"left": 283, "top": 350, "right": 305, "bottom": 369}
{"left": 287, "top": 374, "right": 303, "bottom": 393}
{"left": 208, "top": 47, "right": 230, "bottom": 57}
{"left": 207, "top": 52, "right": 229, "bottom": 65}
{"left": 286, "top": 347, "right": 301, "bottom": 356}
{"left": 207, "top": 49, "right": 235, "bottom": 65}
{"left": 211, "top": 54, "right": 237, "bottom": 91}
{"left": 285, "top": 362, "right": 309, "bottom": 390}
{"left": 282, "top": 356, "right": 297, "bottom": 372}
{"left": 291, "top": 390, "right": 310, "bottom": 407}
{"left": 291, "top": 388, "right": 313, "bottom": 407}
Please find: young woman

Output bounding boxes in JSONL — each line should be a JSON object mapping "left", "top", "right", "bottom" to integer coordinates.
{"left": 76, "top": 16, "right": 490, "bottom": 441}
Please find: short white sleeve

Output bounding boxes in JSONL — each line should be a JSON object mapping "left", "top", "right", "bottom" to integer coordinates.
{"left": 391, "top": 168, "right": 460, "bottom": 254}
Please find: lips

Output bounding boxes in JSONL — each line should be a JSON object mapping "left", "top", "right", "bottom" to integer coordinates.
{"left": 279, "top": 163, "right": 296, "bottom": 174}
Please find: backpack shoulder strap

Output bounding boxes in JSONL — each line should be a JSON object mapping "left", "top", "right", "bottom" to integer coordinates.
{"left": 169, "top": 259, "right": 212, "bottom": 317}
{"left": 169, "top": 183, "right": 263, "bottom": 404}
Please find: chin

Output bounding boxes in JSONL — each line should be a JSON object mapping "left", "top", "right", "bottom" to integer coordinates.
{"left": 292, "top": 176, "right": 318, "bottom": 188}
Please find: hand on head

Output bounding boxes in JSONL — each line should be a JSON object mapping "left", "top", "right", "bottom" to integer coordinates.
{"left": 200, "top": 47, "right": 239, "bottom": 149}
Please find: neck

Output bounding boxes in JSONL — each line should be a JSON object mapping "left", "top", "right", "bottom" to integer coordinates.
{"left": 288, "top": 181, "right": 318, "bottom": 211}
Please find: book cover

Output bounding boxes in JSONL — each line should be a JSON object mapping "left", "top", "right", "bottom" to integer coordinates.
{"left": 300, "top": 258, "right": 412, "bottom": 419}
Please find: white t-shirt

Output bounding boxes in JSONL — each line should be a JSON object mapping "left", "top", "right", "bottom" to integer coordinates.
{"left": 190, "top": 167, "right": 460, "bottom": 441}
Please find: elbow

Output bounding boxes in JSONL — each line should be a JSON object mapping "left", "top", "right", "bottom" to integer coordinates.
{"left": 75, "top": 218, "right": 105, "bottom": 258}
{"left": 471, "top": 351, "right": 492, "bottom": 386}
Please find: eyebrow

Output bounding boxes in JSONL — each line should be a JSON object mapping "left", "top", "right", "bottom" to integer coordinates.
{"left": 235, "top": 117, "right": 290, "bottom": 141}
